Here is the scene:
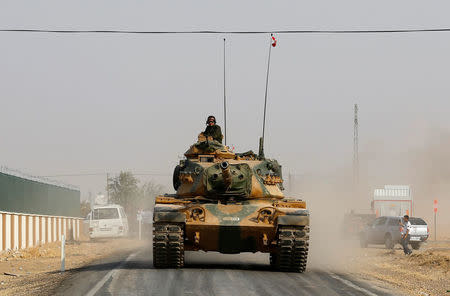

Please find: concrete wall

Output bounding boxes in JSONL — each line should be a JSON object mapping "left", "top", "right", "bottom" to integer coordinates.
{"left": 0, "top": 211, "right": 82, "bottom": 251}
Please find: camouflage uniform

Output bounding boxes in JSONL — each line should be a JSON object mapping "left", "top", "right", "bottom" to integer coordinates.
{"left": 204, "top": 124, "right": 223, "bottom": 143}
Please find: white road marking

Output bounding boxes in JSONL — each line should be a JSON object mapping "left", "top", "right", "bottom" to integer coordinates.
{"left": 85, "top": 252, "right": 137, "bottom": 296}
{"left": 328, "top": 273, "right": 380, "bottom": 296}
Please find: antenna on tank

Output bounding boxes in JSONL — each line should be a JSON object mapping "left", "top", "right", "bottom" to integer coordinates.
{"left": 223, "top": 38, "right": 227, "bottom": 146}
{"left": 259, "top": 34, "right": 275, "bottom": 159}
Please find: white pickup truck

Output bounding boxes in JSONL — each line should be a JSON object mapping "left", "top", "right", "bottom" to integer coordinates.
{"left": 360, "top": 216, "right": 429, "bottom": 249}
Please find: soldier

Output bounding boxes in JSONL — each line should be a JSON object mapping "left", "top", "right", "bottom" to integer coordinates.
{"left": 203, "top": 115, "right": 223, "bottom": 143}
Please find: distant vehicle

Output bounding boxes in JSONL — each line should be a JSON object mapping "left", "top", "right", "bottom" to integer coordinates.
{"left": 342, "top": 210, "right": 376, "bottom": 238}
{"left": 373, "top": 185, "right": 412, "bottom": 217}
{"left": 360, "top": 216, "right": 429, "bottom": 250}
{"left": 86, "top": 204, "right": 129, "bottom": 239}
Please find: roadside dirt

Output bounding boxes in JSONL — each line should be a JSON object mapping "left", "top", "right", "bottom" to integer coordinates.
{"left": 0, "top": 238, "right": 147, "bottom": 296}
{"left": 0, "top": 237, "right": 447, "bottom": 296}
{"left": 344, "top": 241, "right": 450, "bottom": 296}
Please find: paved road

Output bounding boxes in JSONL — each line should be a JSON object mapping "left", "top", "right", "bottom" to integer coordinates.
{"left": 54, "top": 244, "right": 396, "bottom": 296}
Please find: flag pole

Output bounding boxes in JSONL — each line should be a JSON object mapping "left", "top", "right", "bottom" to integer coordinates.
{"left": 262, "top": 34, "right": 273, "bottom": 147}
{"left": 223, "top": 37, "right": 227, "bottom": 146}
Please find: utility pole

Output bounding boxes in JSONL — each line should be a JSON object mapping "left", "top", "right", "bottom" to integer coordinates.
{"left": 434, "top": 199, "right": 438, "bottom": 241}
{"left": 353, "top": 104, "right": 359, "bottom": 193}
{"left": 289, "top": 173, "right": 293, "bottom": 195}
{"left": 106, "top": 173, "right": 109, "bottom": 203}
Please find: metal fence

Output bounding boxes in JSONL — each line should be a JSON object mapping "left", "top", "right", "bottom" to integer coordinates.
{"left": 0, "top": 167, "right": 80, "bottom": 217}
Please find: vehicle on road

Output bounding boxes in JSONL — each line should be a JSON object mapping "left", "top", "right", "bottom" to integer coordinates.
{"left": 342, "top": 210, "right": 376, "bottom": 238}
{"left": 87, "top": 204, "right": 129, "bottom": 239}
{"left": 360, "top": 216, "right": 429, "bottom": 249}
{"left": 373, "top": 185, "right": 412, "bottom": 217}
{"left": 153, "top": 136, "right": 310, "bottom": 272}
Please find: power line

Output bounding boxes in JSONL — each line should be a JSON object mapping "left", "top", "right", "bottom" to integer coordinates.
{"left": 41, "top": 172, "right": 171, "bottom": 177}
{"left": 41, "top": 173, "right": 106, "bottom": 177}
{"left": 134, "top": 173, "right": 172, "bottom": 176}
{"left": 2, "top": 28, "right": 450, "bottom": 35}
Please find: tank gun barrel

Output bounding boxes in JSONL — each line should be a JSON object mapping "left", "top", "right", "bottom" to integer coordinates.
{"left": 220, "top": 161, "right": 232, "bottom": 189}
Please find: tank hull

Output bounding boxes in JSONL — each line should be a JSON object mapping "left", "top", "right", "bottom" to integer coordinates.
{"left": 153, "top": 196, "right": 309, "bottom": 271}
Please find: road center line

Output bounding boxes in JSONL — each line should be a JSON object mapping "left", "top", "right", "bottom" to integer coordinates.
{"left": 85, "top": 252, "right": 137, "bottom": 296}
{"left": 328, "top": 273, "right": 379, "bottom": 296}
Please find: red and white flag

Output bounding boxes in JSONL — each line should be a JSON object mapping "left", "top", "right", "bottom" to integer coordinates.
{"left": 271, "top": 35, "right": 277, "bottom": 47}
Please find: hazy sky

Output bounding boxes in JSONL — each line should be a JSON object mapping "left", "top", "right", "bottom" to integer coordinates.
{"left": 1, "top": 1, "right": 450, "bottom": 201}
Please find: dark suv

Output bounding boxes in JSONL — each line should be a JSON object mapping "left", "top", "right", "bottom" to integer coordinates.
{"left": 360, "top": 216, "right": 429, "bottom": 249}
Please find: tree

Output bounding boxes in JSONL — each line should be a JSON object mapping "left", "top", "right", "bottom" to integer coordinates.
{"left": 107, "top": 171, "right": 139, "bottom": 214}
{"left": 107, "top": 172, "right": 165, "bottom": 235}
{"left": 139, "top": 181, "right": 165, "bottom": 209}
{"left": 107, "top": 172, "right": 165, "bottom": 215}
{"left": 80, "top": 200, "right": 91, "bottom": 217}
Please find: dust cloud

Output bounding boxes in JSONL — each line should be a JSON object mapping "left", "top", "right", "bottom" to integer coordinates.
{"left": 401, "top": 129, "right": 450, "bottom": 239}
{"left": 293, "top": 126, "right": 450, "bottom": 270}
{"left": 360, "top": 127, "right": 450, "bottom": 239}
{"left": 299, "top": 170, "right": 359, "bottom": 270}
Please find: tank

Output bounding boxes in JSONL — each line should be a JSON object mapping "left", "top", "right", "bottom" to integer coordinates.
{"left": 153, "top": 134, "right": 310, "bottom": 272}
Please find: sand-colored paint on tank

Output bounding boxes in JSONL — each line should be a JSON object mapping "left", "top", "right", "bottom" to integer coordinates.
{"left": 153, "top": 136, "right": 310, "bottom": 272}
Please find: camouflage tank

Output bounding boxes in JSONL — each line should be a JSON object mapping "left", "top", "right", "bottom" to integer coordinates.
{"left": 153, "top": 134, "right": 310, "bottom": 272}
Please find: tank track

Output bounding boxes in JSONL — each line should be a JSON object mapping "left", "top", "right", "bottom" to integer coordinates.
{"left": 273, "top": 225, "right": 309, "bottom": 272}
{"left": 153, "top": 223, "right": 185, "bottom": 268}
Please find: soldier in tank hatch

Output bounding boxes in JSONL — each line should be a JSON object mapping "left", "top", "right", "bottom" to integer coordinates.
{"left": 203, "top": 115, "right": 223, "bottom": 143}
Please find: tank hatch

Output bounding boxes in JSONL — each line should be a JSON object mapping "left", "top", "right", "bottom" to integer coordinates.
{"left": 184, "top": 137, "right": 235, "bottom": 160}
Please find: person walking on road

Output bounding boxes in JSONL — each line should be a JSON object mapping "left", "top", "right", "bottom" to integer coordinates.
{"left": 400, "top": 215, "right": 412, "bottom": 255}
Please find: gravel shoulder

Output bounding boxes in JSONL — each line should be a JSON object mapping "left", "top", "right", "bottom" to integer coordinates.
{"left": 343, "top": 241, "right": 450, "bottom": 296}
{"left": 0, "top": 238, "right": 146, "bottom": 296}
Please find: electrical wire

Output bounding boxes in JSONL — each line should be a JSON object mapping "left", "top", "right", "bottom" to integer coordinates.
{"left": 1, "top": 28, "right": 450, "bottom": 35}
{"left": 41, "top": 172, "right": 171, "bottom": 177}
{"left": 41, "top": 173, "right": 107, "bottom": 177}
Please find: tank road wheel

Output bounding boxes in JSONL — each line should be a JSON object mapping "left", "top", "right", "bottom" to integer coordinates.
{"left": 275, "top": 226, "right": 309, "bottom": 273}
{"left": 167, "top": 224, "right": 185, "bottom": 268}
{"left": 153, "top": 224, "right": 167, "bottom": 268}
{"left": 153, "top": 224, "right": 185, "bottom": 268}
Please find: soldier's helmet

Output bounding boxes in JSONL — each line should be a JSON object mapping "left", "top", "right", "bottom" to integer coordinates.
{"left": 206, "top": 115, "right": 216, "bottom": 124}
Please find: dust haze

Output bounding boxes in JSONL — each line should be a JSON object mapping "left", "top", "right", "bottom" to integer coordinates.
{"left": 1, "top": 0, "right": 450, "bottom": 274}
{"left": 299, "top": 124, "right": 450, "bottom": 270}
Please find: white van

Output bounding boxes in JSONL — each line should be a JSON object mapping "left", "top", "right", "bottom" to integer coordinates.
{"left": 87, "top": 204, "right": 129, "bottom": 238}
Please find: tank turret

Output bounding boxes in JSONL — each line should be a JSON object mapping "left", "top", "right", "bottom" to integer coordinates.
{"left": 173, "top": 138, "right": 284, "bottom": 199}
